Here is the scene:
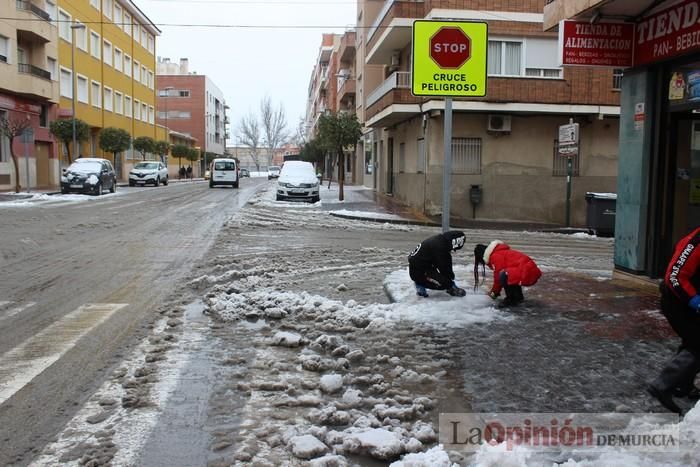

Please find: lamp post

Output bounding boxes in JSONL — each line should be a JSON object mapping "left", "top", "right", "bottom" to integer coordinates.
{"left": 162, "top": 86, "right": 174, "bottom": 171}
{"left": 70, "top": 22, "right": 85, "bottom": 161}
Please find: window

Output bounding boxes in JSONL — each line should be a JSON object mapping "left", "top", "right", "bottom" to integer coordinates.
{"left": 114, "top": 48, "right": 122, "bottom": 72}
{"left": 488, "top": 40, "right": 522, "bottom": 76}
{"left": 60, "top": 67, "right": 72, "bottom": 98}
{"left": 46, "top": 0, "right": 56, "bottom": 21}
{"left": 134, "top": 23, "right": 141, "bottom": 44}
{"left": 104, "top": 0, "right": 113, "bottom": 19}
{"left": 114, "top": 4, "right": 122, "bottom": 28}
{"left": 147, "top": 71, "right": 154, "bottom": 89}
{"left": 124, "top": 55, "right": 131, "bottom": 77}
{"left": 141, "top": 65, "right": 147, "bottom": 84}
{"left": 91, "top": 81, "right": 101, "bottom": 108}
{"left": 47, "top": 57, "right": 57, "bottom": 80}
{"left": 179, "top": 90, "right": 190, "bottom": 97}
{"left": 104, "top": 87, "right": 113, "bottom": 111}
{"left": 147, "top": 35, "right": 154, "bottom": 54}
{"left": 0, "top": 35, "right": 8, "bottom": 63}
{"left": 524, "top": 38, "right": 561, "bottom": 79}
{"left": 114, "top": 92, "right": 123, "bottom": 114}
{"left": 103, "top": 40, "right": 112, "bottom": 66}
{"left": 553, "top": 140, "right": 580, "bottom": 176}
{"left": 124, "top": 95, "right": 132, "bottom": 117}
{"left": 123, "top": 12, "right": 132, "bottom": 35}
{"left": 141, "top": 103, "right": 148, "bottom": 122}
{"left": 134, "top": 99, "right": 140, "bottom": 120}
{"left": 133, "top": 60, "right": 140, "bottom": 81}
{"left": 613, "top": 69, "right": 624, "bottom": 90}
{"left": 525, "top": 68, "right": 562, "bottom": 78}
{"left": 59, "top": 10, "right": 71, "bottom": 42}
{"left": 90, "top": 31, "right": 101, "bottom": 59}
{"left": 417, "top": 138, "right": 425, "bottom": 173}
{"left": 451, "top": 138, "right": 482, "bottom": 174}
{"left": 40, "top": 105, "right": 49, "bottom": 128}
{"left": 90, "top": 0, "right": 99, "bottom": 8}
{"left": 148, "top": 106, "right": 154, "bottom": 124}
{"left": 141, "top": 27, "right": 148, "bottom": 48}
{"left": 77, "top": 75, "right": 88, "bottom": 103}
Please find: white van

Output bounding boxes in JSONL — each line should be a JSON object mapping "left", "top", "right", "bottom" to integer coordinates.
{"left": 209, "top": 158, "right": 239, "bottom": 188}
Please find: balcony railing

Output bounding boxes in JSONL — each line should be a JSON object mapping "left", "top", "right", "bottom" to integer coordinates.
{"left": 16, "top": 0, "right": 51, "bottom": 21}
{"left": 18, "top": 63, "right": 51, "bottom": 80}
{"left": 366, "top": 71, "right": 411, "bottom": 107}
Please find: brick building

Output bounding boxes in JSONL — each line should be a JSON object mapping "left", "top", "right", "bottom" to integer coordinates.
{"left": 354, "top": 0, "right": 622, "bottom": 226}
{"left": 156, "top": 58, "right": 228, "bottom": 175}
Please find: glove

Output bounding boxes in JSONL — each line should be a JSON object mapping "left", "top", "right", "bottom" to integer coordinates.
{"left": 689, "top": 295, "right": 700, "bottom": 312}
{"left": 488, "top": 291, "right": 499, "bottom": 300}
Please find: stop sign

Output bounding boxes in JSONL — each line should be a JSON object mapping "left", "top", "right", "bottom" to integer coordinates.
{"left": 430, "top": 27, "right": 471, "bottom": 69}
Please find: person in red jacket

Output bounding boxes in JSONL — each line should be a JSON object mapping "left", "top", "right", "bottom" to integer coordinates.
{"left": 474, "top": 241, "right": 542, "bottom": 306}
{"left": 647, "top": 226, "right": 700, "bottom": 414}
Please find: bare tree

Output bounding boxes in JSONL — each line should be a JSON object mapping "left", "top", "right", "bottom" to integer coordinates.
{"left": 0, "top": 116, "right": 32, "bottom": 193}
{"left": 238, "top": 112, "right": 263, "bottom": 172}
{"left": 260, "top": 97, "right": 288, "bottom": 166}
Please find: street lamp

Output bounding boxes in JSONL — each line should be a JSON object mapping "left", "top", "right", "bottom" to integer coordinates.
{"left": 162, "top": 86, "right": 174, "bottom": 172}
{"left": 70, "top": 22, "right": 85, "bottom": 161}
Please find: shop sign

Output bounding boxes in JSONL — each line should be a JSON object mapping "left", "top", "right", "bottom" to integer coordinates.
{"left": 558, "top": 122, "right": 579, "bottom": 156}
{"left": 634, "top": 103, "right": 645, "bottom": 131}
{"left": 559, "top": 20, "right": 634, "bottom": 67}
{"left": 0, "top": 95, "right": 41, "bottom": 114}
{"left": 635, "top": 0, "right": 700, "bottom": 66}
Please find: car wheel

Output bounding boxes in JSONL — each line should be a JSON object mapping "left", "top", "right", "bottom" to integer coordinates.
{"left": 110, "top": 181, "right": 116, "bottom": 193}
{"left": 94, "top": 183, "right": 103, "bottom": 196}
{"left": 163, "top": 176, "right": 168, "bottom": 186}
{"left": 61, "top": 186, "right": 68, "bottom": 194}
{"left": 209, "top": 181, "right": 214, "bottom": 188}
{"left": 276, "top": 194, "right": 283, "bottom": 201}
{"left": 312, "top": 196, "right": 320, "bottom": 203}
{"left": 234, "top": 181, "right": 239, "bottom": 189}
{"left": 129, "top": 180, "right": 135, "bottom": 187}
{"left": 155, "top": 177, "right": 160, "bottom": 187}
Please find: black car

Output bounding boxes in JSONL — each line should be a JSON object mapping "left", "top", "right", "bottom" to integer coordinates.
{"left": 61, "top": 158, "right": 118, "bottom": 196}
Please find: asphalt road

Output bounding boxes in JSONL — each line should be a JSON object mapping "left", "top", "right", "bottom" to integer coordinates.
{"left": 0, "top": 177, "right": 266, "bottom": 466}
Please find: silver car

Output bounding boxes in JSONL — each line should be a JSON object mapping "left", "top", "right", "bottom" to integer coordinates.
{"left": 129, "top": 161, "right": 169, "bottom": 186}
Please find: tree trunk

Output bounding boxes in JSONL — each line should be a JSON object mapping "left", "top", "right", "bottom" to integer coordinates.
{"left": 10, "top": 150, "right": 20, "bottom": 193}
{"left": 327, "top": 153, "right": 335, "bottom": 190}
{"left": 338, "top": 148, "right": 345, "bottom": 202}
{"left": 65, "top": 141, "right": 72, "bottom": 164}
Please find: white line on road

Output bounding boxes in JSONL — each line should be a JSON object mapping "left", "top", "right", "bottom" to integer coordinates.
{"left": 0, "top": 302, "right": 36, "bottom": 320}
{"left": 0, "top": 303, "right": 128, "bottom": 405}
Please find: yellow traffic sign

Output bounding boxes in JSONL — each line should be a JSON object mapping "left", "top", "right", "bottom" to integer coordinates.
{"left": 412, "top": 20, "right": 488, "bottom": 97}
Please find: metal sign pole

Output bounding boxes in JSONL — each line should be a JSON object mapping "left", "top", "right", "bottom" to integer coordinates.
{"left": 442, "top": 97, "right": 453, "bottom": 233}
{"left": 566, "top": 156, "right": 572, "bottom": 227}
{"left": 24, "top": 132, "right": 30, "bottom": 193}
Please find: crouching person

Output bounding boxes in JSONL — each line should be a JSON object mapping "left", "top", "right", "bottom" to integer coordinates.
{"left": 647, "top": 226, "right": 700, "bottom": 415}
{"left": 474, "top": 241, "right": 542, "bottom": 306}
{"left": 408, "top": 231, "right": 467, "bottom": 298}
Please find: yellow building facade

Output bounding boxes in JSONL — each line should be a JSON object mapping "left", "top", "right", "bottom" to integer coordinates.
{"left": 56, "top": 0, "right": 161, "bottom": 177}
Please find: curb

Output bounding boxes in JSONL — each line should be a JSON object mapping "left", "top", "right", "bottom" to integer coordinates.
{"left": 328, "top": 211, "right": 439, "bottom": 227}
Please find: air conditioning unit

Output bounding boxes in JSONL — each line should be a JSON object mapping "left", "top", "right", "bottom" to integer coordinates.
{"left": 487, "top": 114, "right": 512, "bottom": 133}
{"left": 390, "top": 51, "right": 401, "bottom": 67}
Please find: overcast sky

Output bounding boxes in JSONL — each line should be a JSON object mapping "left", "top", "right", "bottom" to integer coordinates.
{"left": 138, "top": 0, "right": 357, "bottom": 145}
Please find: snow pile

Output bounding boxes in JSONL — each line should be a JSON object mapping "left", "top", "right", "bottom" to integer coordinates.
{"left": 342, "top": 428, "right": 403, "bottom": 460}
{"left": 331, "top": 209, "right": 410, "bottom": 222}
{"left": 320, "top": 374, "right": 344, "bottom": 394}
{"left": 390, "top": 445, "right": 456, "bottom": 467}
{"left": 289, "top": 434, "right": 329, "bottom": 459}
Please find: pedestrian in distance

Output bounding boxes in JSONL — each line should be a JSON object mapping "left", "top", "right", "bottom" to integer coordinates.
{"left": 647, "top": 226, "right": 700, "bottom": 415}
{"left": 474, "top": 241, "right": 542, "bottom": 307}
{"left": 186, "top": 165, "right": 192, "bottom": 180}
{"left": 179, "top": 166, "right": 185, "bottom": 180}
{"left": 408, "top": 230, "right": 468, "bottom": 298}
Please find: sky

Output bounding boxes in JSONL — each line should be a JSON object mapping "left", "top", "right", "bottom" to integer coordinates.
{"left": 137, "top": 0, "right": 357, "bottom": 146}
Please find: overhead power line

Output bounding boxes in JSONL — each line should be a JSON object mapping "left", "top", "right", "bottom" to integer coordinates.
{"left": 0, "top": 17, "right": 362, "bottom": 28}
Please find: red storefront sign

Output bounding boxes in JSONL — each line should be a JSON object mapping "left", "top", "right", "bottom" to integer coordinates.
{"left": 635, "top": 0, "right": 700, "bottom": 66}
{"left": 559, "top": 20, "right": 635, "bottom": 67}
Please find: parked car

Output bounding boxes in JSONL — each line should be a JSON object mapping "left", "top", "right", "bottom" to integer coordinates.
{"left": 209, "top": 158, "right": 239, "bottom": 188}
{"left": 129, "top": 161, "right": 168, "bottom": 186}
{"left": 61, "top": 158, "right": 117, "bottom": 196}
{"left": 267, "top": 166, "right": 281, "bottom": 180}
{"left": 276, "top": 161, "right": 320, "bottom": 203}
{"left": 240, "top": 168, "right": 250, "bottom": 178}
{"left": 204, "top": 170, "right": 211, "bottom": 180}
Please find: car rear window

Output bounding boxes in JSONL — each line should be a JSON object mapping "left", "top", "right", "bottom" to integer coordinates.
{"left": 214, "top": 161, "right": 236, "bottom": 171}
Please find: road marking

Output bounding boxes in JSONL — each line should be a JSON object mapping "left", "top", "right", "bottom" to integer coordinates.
{"left": 0, "top": 302, "right": 36, "bottom": 320}
{"left": 0, "top": 303, "right": 127, "bottom": 405}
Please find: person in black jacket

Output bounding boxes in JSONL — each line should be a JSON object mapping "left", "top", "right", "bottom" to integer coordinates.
{"left": 408, "top": 230, "right": 467, "bottom": 298}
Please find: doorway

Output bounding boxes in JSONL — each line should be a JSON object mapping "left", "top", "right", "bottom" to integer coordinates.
{"left": 35, "top": 142, "right": 50, "bottom": 187}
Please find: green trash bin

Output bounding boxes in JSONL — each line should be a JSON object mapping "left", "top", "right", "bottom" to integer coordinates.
{"left": 585, "top": 192, "right": 616, "bottom": 237}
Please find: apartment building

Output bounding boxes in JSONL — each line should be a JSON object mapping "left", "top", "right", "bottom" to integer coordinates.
{"left": 305, "top": 31, "right": 361, "bottom": 182}
{"left": 0, "top": 0, "right": 60, "bottom": 191}
{"left": 156, "top": 57, "right": 229, "bottom": 175}
{"left": 356, "top": 0, "right": 621, "bottom": 226}
{"left": 56, "top": 0, "right": 161, "bottom": 179}
{"left": 544, "top": 0, "right": 700, "bottom": 280}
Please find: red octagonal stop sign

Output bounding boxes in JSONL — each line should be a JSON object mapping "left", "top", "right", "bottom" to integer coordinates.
{"left": 430, "top": 27, "right": 471, "bottom": 69}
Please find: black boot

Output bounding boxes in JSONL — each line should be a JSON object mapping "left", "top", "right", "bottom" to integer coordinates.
{"left": 503, "top": 285, "right": 524, "bottom": 306}
{"left": 647, "top": 350, "right": 700, "bottom": 414}
{"left": 446, "top": 286, "right": 466, "bottom": 297}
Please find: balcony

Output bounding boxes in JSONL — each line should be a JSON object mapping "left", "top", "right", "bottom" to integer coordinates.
{"left": 543, "top": 0, "right": 655, "bottom": 30}
{"left": 365, "top": 71, "right": 421, "bottom": 127}
{"left": 18, "top": 63, "right": 51, "bottom": 80}
{"left": 366, "top": 1, "right": 424, "bottom": 65}
{"left": 339, "top": 31, "right": 356, "bottom": 64}
{"left": 7, "top": 63, "right": 57, "bottom": 101}
{"left": 337, "top": 77, "right": 356, "bottom": 105}
{"left": 15, "top": 1, "right": 55, "bottom": 43}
